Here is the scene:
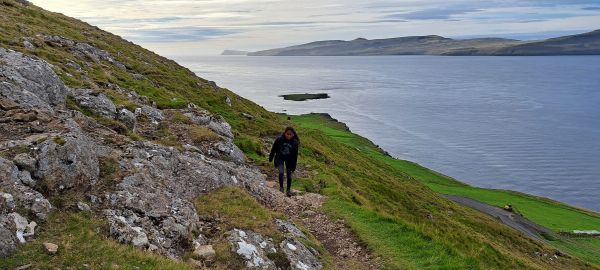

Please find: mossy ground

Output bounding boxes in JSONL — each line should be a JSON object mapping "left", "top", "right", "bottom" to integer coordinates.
{"left": 0, "top": 1, "right": 597, "bottom": 269}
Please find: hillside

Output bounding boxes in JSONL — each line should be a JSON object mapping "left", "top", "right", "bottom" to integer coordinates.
{"left": 0, "top": 1, "right": 598, "bottom": 269}
{"left": 247, "top": 30, "right": 600, "bottom": 56}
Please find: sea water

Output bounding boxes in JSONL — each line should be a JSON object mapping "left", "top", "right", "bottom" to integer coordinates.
{"left": 174, "top": 55, "right": 600, "bottom": 212}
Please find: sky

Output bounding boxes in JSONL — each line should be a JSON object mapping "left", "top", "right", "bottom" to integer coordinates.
{"left": 30, "top": 0, "right": 600, "bottom": 56}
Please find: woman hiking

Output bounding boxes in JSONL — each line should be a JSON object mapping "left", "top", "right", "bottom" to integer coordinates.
{"left": 269, "top": 127, "right": 300, "bottom": 197}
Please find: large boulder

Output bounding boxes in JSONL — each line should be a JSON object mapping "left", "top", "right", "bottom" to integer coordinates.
{"left": 72, "top": 90, "right": 117, "bottom": 118}
{"left": 0, "top": 48, "right": 68, "bottom": 112}
{"left": 33, "top": 134, "right": 101, "bottom": 193}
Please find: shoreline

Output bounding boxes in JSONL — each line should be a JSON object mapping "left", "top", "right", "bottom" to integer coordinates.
{"left": 293, "top": 113, "right": 600, "bottom": 216}
{"left": 289, "top": 112, "right": 600, "bottom": 266}
{"left": 290, "top": 113, "right": 600, "bottom": 219}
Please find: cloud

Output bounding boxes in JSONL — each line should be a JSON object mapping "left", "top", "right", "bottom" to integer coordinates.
{"left": 28, "top": 0, "right": 600, "bottom": 55}
{"left": 123, "top": 27, "right": 238, "bottom": 43}
{"left": 384, "top": 7, "right": 481, "bottom": 20}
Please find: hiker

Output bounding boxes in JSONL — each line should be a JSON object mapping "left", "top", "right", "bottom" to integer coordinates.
{"left": 269, "top": 126, "right": 300, "bottom": 197}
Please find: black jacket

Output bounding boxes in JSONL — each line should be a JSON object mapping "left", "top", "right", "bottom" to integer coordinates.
{"left": 269, "top": 133, "right": 300, "bottom": 171}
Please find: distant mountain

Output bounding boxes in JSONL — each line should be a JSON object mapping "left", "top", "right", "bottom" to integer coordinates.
{"left": 221, "top": 50, "right": 249, "bottom": 55}
{"left": 247, "top": 30, "right": 600, "bottom": 56}
{"left": 485, "top": 29, "right": 600, "bottom": 56}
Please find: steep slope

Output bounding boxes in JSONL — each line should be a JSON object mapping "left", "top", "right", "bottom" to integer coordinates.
{"left": 0, "top": 1, "right": 597, "bottom": 269}
{"left": 248, "top": 30, "right": 600, "bottom": 56}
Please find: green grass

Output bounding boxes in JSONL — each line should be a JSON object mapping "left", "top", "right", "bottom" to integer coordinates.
{"left": 194, "top": 186, "right": 283, "bottom": 239}
{"left": 292, "top": 113, "right": 600, "bottom": 268}
{"left": 0, "top": 211, "right": 193, "bottom": 270}
{"left": 325, "top": 200, "right": 479, "bottom": 270}
{"left": 1, "top": 1, "right": 597, "bottom": 269}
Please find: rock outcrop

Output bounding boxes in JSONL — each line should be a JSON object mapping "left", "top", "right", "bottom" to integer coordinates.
{"left": 0, "top": 46, "right": 288, "bottom": 266}
{"left": 0, "top": 42, "right": 324, "bottom": 269}
{"left": 228, "top": 222, "right": 323, "bottom": 270}
{"left": 0, "top": 48, "right": 67, "bottom": 112}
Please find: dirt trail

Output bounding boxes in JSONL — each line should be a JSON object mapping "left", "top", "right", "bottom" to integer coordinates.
{"left": 264, "top": 179, "right": 383, "bottom": 270}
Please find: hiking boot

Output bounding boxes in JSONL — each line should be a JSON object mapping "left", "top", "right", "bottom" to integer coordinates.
{"left": 279, "top": 186, "right": 284, "bottom": 193}
{"left": 286, "top": 190, "right": 292, "bottom": 197}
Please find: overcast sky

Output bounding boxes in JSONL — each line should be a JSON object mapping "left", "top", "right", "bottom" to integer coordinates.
{"left": 30, "top": 0, "right": 600, "bottom": 56}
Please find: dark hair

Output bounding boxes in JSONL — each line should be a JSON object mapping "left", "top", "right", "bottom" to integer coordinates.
{"left": 283, "top": 126, "right": 299, "bottom": 142}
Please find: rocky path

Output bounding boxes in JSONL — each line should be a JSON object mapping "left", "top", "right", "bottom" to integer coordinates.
{"left": 263, "top": 178, "right": 383, "bottom": 270}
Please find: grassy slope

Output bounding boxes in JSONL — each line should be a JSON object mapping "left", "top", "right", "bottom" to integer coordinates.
{"left": 0, "top": 1, "right": 596, "bottom": 269}
{"left": 0, "top": 212, "right": 193, "bottom": 270}
{"left": 292, "top": 113, "right": 600, "bottom": 267}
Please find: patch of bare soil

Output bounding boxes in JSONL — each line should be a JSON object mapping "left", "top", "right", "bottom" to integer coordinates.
{"left": 265, "top": 177, "right": 383, "bottom": 270}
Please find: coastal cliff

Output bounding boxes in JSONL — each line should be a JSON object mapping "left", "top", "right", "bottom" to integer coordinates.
{"left": 1, "top": 1, "right": 598, "bottom": 269}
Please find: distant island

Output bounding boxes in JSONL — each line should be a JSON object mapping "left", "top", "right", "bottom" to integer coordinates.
{"left": 234, "top": 29, "right": 600, "bottom": 56}
{"left": 280, "top": 93, "right": 330, "bottom": 101}
{"left": 221, "top": 49, "right": 249, "bottom": 55}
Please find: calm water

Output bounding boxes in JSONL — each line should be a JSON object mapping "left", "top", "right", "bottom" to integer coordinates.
{"left": 173, "top": 55, "right": 600, "bottom": 212}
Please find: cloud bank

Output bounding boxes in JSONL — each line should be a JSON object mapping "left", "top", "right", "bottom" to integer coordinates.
{"left": 30, "top": 0, "right": 600, "bottom": 56}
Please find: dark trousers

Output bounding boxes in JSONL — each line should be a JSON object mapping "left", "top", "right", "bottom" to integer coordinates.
{"left": 277, "top": 160, "right": 293, "bottom": 191}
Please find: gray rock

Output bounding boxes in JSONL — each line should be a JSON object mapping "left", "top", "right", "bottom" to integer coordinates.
{"left": 22, "top": 39, "right": 34, "bottom": 50}
{"left": 183, "top": 111, "right": 211, "bottom": 126}
{"left": 207, "top": 81, "right": 219, "bottom": 91}
{"left": 193, "top": 245, "right": 216, "bottom": 261}
{"left": 65, "top": 60, "right": 82, "bottom": 72}
{"left": 0, "top": 193, "right": 15, "bottom": 214}
{"left": 117, "top": 108, "right": 136, "bottom": 130}
{"left": 228, "top": 229, "right": 277, "bottom": 270}
{"left": 73, "top": 92, "right": 117, "bottom": 118}
{"left": 213, "top": 141, "right": 245, "bottom": 163}
{"left": 72, "top": 43, "right": 113, "bottom": 63}
{"left": 225, "top": 96, "right": 232, "bottom": 107}
{"left": 135, "top": 105, "right": 164, "bottom": 125}
{"left": 275, "top": 219, "right": 306, "bottom": 238}
{"left": 0, "top": 48, "right": 68, "bottom": 112}
{"left": 280, "top": 237, "right": 323, "bottom": 270}
{"left": 208, "top": 119, "right": 233, "bottom": 139}
{"left": 33, "top": 134, "right": 100, "bottom": 193}
{"left": 105, "top": 211, "right": 149, "bottom": 249}
{"left": 0, "top": 157, "right": 52, "bottom": 220}
{"left": 101, "top": 141, "right": 265, "bottom": 257}
{"left": 77, "top": 202, "right": 91, "bottom": 212}
{"left": 42, "top": 35, "right": 125, "bottom": 69}
{"left": 17, "top": 170, "right": 35, "bottom": 188}
{"left": 9, "top": 212, "right": 28, "bottom": 243}
{"left": 0, "top": 214, "right": 19, "bottom": 257}
{"left": 12, "top": 152, "right": 36, "bottom": 172}
{"left": 44, "top": 35, "right": 75, "bottom": 47}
